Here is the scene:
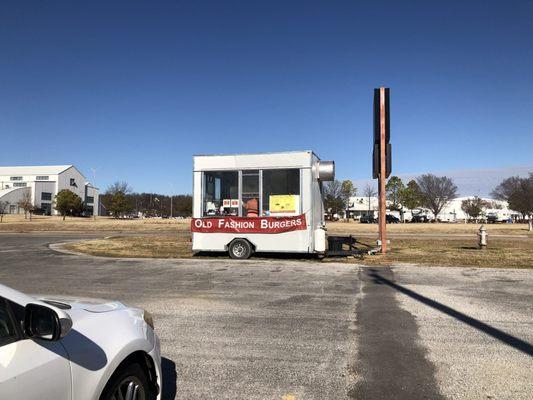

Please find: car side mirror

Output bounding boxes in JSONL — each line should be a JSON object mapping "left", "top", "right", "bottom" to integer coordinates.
{"left": 24, "top": 303, "right": 72, "bottom": 341}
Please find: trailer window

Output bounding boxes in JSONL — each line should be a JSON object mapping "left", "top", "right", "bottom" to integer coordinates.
{"left": 203, "top": 171, "right": 238, "bottom": 216}
{"left": 242, "top": 170, "right": 259, "bottom": 217}
{"left": 262, "top": 169, "right": 300, "bottom": 216}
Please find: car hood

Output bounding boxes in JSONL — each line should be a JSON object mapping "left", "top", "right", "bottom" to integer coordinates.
{"left": 36, "top": 295, "right": 127, "bottom": 313}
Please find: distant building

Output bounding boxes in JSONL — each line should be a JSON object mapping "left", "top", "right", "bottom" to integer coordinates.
{"left": 0, "top": 165, "right": 99, "bottom": 216}
{"left": 433, "top": 197, "right": 516, "bottom": 222}
{"left": 347, "top": 196, "right": 380, "bottom": 219}
{"left": 347, "top": 195, "right": 518, "bottom": 222}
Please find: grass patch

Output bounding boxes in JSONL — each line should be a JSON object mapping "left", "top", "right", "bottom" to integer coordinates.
{"left": 65, "top": 235, "right": 194, "bottom": 258}
{"left": 327, "top": 221, "right": 533, "bottom": 236}
{"left": 64, "top": 234, "right": 533, "bottom": 269}
{"left": 0, "top": 215, "right": 190, "bottom": 232}
{"left": 355, "top": 237, "right": 533, "bottom": 268}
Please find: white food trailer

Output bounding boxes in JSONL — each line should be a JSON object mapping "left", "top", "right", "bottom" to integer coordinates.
{"left": 191, "top": 151, "right": 335, "bottom": 259}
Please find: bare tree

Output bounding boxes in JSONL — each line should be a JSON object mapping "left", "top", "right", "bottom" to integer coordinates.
{"left": 492, "top": 173, "right": 533, "bottom": 231}
{"left": 0, "top": 201, "right": 8, "bottom": 223}
{"left": 491, "top": 176, "right": 521, "bottom": 202}
{"left": 461, "top": 197, "right": 488, "bottom": 223}
{"left": 416, "top": 174, "right": 457, "bottom": 222}
{"left": 106, "top": 181, "right": 133, "bottom": 196}
{"left": 18, "top": 192, "right": 35, "bottom": 220}
{"left": 323, "top": 180, "right": 344, "bottom": 219}
{"left": 486, "top": 200, "right": 503, "bottom": 210}
{"left": 363, "top": 184, "right": 377, "bottom": 216}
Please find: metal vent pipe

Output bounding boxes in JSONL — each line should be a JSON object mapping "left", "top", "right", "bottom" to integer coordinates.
{"left": 317, "top": 161, "right": 335, "bottom": 181}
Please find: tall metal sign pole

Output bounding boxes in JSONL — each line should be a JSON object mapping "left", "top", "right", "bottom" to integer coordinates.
{"left": 373, "top": 87, "right": 391, "bottom": 254}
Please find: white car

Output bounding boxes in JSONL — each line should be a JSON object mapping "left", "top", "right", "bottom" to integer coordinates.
{"left": 0, "top": 283, "right": 162, "bottom": 400}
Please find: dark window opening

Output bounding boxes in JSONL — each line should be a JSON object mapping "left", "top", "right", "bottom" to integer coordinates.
{"left": 203, "top": 171, "right": 238, "bottom": 216}
{"left": 41, "top": 192, "right": 52, "bottom": 201}
{"left": 242, "top": 170, "right": 259, "bottom": 217}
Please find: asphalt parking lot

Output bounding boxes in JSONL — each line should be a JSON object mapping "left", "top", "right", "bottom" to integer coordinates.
{"left": 0, "top": 233, "right": 532, "bottom": 399}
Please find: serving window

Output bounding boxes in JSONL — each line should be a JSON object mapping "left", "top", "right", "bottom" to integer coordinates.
{"left": 203, "top": 171, "right": 238, "bottom": 216}
{"left": 262, "top": 169, "right": 300, "bottom": 216}
{"left": 202, "top": 168, "right": 300, "bottom": 217}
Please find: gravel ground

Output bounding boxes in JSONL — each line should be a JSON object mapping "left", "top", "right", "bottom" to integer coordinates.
{"left": 0, "top": 233, "right": 532, "bottom": 399}
{"left": 393, "top": 266, "right": 533, "bottom": 400}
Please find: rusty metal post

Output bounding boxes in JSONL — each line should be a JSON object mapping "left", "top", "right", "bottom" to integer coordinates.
{"left": 379, "top": 87, "right": 387, "bottom": 253}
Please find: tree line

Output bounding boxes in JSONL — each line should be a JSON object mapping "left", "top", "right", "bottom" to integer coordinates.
{"left": 100, "top": 181, "right": 192, "bottom": 218}
{"left": 323, "top": 172, "right": 533, "bottom": 230}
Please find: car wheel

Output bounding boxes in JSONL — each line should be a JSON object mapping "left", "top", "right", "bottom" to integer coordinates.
{"left": 228, "top": 239, "right": 253, "bottom": 259}
{"left": 100, "top": 363, "right": 155, "bottom": 400}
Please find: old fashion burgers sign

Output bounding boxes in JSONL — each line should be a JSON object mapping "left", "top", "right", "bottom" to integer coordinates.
{"left": 191, "top": 215, "right": 307, "bottom": 234}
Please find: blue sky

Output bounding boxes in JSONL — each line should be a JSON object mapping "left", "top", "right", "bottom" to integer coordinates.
{"left": 1, "top": 1, "right": 532, "bottom": 195}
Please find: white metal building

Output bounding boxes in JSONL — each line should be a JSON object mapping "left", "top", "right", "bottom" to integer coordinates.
{"left": 431, "top": 197, "right": 516, "bottom": 222}
{"left": 347, "top": 195, "right": 517, "bottom": 222}
{"left": 0, "top": 165, "right": 99, "bottom": 216}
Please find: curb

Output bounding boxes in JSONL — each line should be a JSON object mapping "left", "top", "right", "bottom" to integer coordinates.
{"left": 48, "top": 241, "right": 357, "bottom": 268}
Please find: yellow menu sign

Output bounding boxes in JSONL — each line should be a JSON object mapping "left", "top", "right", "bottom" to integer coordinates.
{"left": 269, "top": 195, "right": 298, "bottom": 214}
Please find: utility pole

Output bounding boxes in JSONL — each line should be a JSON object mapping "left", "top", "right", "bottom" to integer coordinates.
{"left": 378, "top": 88, "right": 387, "bottom": 253}
{"left": 373, "top": 87, "right": 391, "bottom": 254}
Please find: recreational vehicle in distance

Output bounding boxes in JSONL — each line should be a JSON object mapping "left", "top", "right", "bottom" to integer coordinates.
{"left": 191, "top": 151, "right": 334, "bottom": 259}
{"left": 486, "top": 209, "right": 515, "bottom": 223}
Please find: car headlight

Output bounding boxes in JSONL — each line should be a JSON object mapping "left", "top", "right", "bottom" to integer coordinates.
{"left": 143, "top": 309, "right": 154, "bottom": 329}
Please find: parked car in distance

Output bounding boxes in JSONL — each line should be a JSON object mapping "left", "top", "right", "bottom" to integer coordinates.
{"left": 374, "top": 214, "right": 400, "bottom": 223}
{"left": 386, "top": 214, "right": 400, "bottom": 223}
{"left": 0, "top": 283, "right": 161, "bottom": 400}
{"left": 360, "top": 214, "right": 376, "bottom": 223}
{"left": 487, "top": 212, "right": 513, "bottom": 224}
{"left": 411, "top": 214, "right": 431, "bottom": 223}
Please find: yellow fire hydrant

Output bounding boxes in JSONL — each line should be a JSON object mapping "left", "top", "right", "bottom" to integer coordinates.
{"left": 478, "top": 224, "right": 488, "bottom": 250}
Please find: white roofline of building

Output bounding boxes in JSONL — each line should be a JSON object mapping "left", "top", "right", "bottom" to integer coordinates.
{"left": 0, "top": 165, "right": 74, "bottom": 175}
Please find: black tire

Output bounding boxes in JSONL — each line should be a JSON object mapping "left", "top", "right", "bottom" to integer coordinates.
{"left": 100, "top": 362, "right": 155, "bottom": 400}
{"left": 228, "top": 239, "right": 253, "bottom": 259}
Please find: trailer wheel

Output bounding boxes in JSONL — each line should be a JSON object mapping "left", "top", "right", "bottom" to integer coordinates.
{"left": 228, "top": 239, "right": 253, "bottom": 260}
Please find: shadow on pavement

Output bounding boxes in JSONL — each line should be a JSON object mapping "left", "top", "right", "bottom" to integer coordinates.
{"left": 161, "top": 357, "right": 177, "bottom": 400}
{"left": 368, "top": 268, "right": 533, "bottom": 357}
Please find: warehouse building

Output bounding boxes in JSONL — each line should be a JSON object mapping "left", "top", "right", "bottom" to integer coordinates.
{"left": 347, "top": 195, "right": 516, "bottom": 222}
{"left": 0, "top": 165, "right": 99, "bottom": 216}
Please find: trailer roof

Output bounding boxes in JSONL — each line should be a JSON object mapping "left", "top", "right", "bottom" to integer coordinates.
{"left": 194, "top": 150, "right": 317, "bottom": 158}
{"left": 193, "top": 150, "right": 321, "bottom": 171}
